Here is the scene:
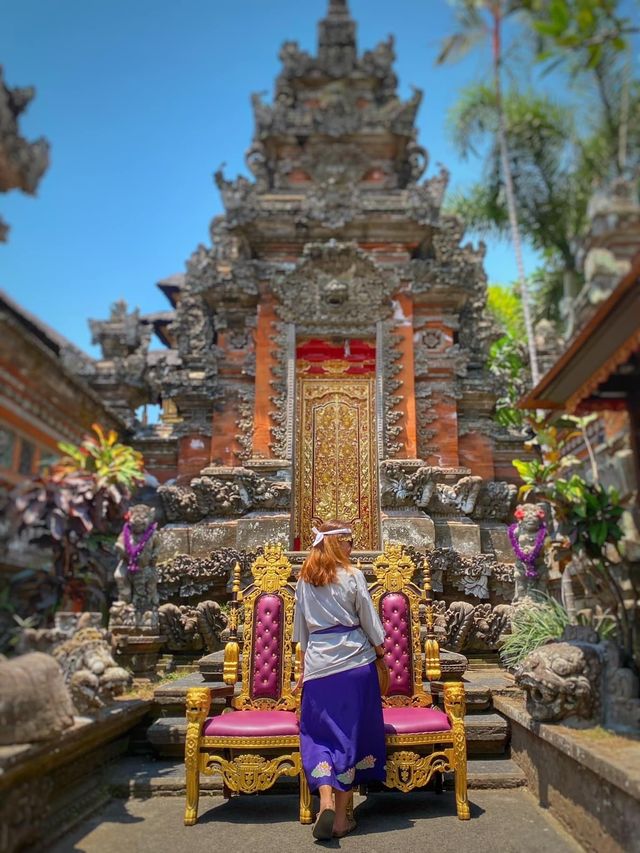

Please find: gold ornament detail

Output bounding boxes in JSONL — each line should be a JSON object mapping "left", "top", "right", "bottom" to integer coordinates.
{"left": 384, "top": 750, "right": 452, "bottom": 794}
{"left": 201, "top": 753, "right": 301, "bottom": 794}
{"left": 250, "top": 543, "right": 292, "bottom": 592}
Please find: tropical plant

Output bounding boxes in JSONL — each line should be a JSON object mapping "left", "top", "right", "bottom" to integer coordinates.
{"left": 500, "top": 592, "right": 571, "bottom": 667}
{"left": 512, "top": 418, "right": 638, "bottom": 668}
{"left": 8, "top": 425, "right": 145, "bottom": 627}
{"left": 500, "top": 590, "right": 619, "bottom": 667}
{"left": 438, "top": 0, "right": 541, "bottom": 384}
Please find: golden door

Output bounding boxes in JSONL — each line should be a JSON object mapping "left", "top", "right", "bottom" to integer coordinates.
{"left": 294, "top": 370, "right": 380, "bottom": 551}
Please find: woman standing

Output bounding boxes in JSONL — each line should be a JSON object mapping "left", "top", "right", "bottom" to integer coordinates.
{"left": 293, "top": 520, "right": 387, "bottom": 840}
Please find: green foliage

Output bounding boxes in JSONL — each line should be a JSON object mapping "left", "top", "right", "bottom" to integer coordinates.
{"left": 512, "top": 417, "right": 637, "bottom": 666}
{"left": 7, "top": 425, "right": 145, "bottom": 640}
{"left": 487, "top": 285, "right": 525, "bottom": 337}
{"left": 446, "top": 84, "right": 589, "bottom": 266}
{"left": 500, "top": 593, "right": 571, "bottom": 667}
{"left": 520, "top": 0, "right": 637, "bottom": 68}
{"left": 56, "top": 423, "right": 145, "bottom": 490}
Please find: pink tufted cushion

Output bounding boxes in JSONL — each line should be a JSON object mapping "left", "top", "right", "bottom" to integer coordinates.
{"left": 203, "top": 710, "right": 299, "bottom": 737}
{"left": 381, "top": 593, "right": 413, "bottom": 696}
{"left": 250, "top": 593, "right": 283, "bottom": 701}
{"left": 383, "top": 706, "right": 452, "bottom": 735}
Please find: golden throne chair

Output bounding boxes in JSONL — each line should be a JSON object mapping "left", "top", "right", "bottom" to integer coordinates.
{"left": 184, "top": 544, "right": 313, "bottom": 826}
{"left": 368, "top": 543, "right": 470, "bottom": 820}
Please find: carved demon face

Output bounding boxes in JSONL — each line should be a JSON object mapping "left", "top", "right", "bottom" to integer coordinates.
{"left": 514, "top": 641, "right": 602, "bottom": 723}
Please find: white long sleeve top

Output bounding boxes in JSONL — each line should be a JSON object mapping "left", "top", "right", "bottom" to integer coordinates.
{"left": 293, "top": 565, "right": 385, "bottom": 682}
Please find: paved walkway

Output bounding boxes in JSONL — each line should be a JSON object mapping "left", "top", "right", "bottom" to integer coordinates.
{"left": 50, "top": 790, "right": 583, "bottom": 853}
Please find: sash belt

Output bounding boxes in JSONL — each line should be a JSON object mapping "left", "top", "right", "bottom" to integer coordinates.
{"left": 311, "top": 623, "right": 360, "bottom": 636}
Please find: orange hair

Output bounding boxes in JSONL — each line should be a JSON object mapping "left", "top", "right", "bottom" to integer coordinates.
{"left": 299, "top": 520, "right": 352, "bottom": 586}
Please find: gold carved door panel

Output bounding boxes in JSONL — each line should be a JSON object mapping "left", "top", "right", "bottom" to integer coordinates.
{"left": 294, "top": 361, "right": 380, "bottom": 551}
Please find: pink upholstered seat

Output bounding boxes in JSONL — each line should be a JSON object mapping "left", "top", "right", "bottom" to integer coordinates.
{"left": 383, "top": 706, "right": 452, "bottom": 735}
{"left": 203, "top": 709, "right": 299, "bottom": 738}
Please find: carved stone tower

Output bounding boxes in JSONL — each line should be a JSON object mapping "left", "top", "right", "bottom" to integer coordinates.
{"left": 88, "top": 1, "right": 521, "bottom": 564}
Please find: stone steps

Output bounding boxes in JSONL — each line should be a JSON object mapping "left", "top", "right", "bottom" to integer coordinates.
{"left": 146, "top": 710, "right": 509, "bottom": 758}
{"left": 105, "top": 755, "right": 525, "bottom": 797}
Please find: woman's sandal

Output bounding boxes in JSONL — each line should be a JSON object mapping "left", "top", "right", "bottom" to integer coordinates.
{"left": 333, "top": 818, "right": 357, "bottom": 839}
{"left": 312, "top": 808, "right": 336, "bottom": 840}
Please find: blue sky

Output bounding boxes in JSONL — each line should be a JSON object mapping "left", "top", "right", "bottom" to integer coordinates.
{"left": 1, "top": 0, "right": 559, "bottom": 354}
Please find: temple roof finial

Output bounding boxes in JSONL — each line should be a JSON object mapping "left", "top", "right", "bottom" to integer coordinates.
{"left": 319, "top": 0, "right": 357, "bottom": 74}
{"left": 327, "top": 0, "right": 351, "bottom": 16}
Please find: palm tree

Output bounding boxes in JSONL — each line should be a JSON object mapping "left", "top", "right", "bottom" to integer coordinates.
{"left": 437, "top": 1, "right": 541, "bottom": 385}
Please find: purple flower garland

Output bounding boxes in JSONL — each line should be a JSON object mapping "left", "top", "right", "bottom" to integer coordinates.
{"left": 123, "top": 521, "right": 157, "bottom": 574}
{"left": 508, "top": 521, "right": 547, "bottom": 578}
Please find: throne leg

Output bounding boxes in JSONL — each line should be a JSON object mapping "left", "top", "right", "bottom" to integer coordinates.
{"left": 184, "top": 751, "right": 200, "bottom": 826}
{"left": 299, "top": 768, "right": 314, "bottom": 824}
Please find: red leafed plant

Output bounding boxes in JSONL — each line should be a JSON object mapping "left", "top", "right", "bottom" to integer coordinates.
{"left": 4, "top": 425, "right": 145, "bottom": 645}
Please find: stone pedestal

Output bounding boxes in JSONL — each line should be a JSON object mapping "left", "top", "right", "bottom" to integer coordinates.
{"left": 112, "top": 634, "right": 166, "bottom": 681}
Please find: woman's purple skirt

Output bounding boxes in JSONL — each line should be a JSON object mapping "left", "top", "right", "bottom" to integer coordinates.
{"left": 300, "top": 661, "right": 387, "bottom": 792}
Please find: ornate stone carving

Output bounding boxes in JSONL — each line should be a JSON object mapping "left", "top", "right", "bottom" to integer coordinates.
{"left": 0, "top": 68, "right": 50, "bottom": 240}
{"left": 381, "top": 320, "right": 404, "bottom": 456}
{"left": 158, "top": 601, "right": 227, "bottom": 652}
{"left": 0, "top": 651, "right": 76, "bottom": 744}
{"left": 428, "top": 547, "right": 514, "bottom": 601}
{"left": 514, "top": 625, "right": 640, "bottom": 731}
{"left": 157, "top": 552, "right": 233, "bottom": 600}
{"left": 269, "top": 322, "right": 290, "bottom": 459}
{"left": 272, "top": 241, "right": 396, "bottom": 329}
{"left": 432, "top": 601, "right": 513, "bottom": 652}
{"left": 158, "top": 469, "right": 291, "bottom": 523}
{"left": 52, "top": 628, "right": 132, "bottom": 714}
{"left": 474, "top": 481, "right": 518, "bottom": 521}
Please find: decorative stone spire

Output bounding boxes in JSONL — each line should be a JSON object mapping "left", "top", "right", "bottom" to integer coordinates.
{"left": 318, "top": 0, "right": 357, "bottom": 75}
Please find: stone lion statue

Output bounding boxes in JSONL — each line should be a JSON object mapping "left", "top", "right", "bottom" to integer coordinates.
{"left": 52, "top": 627, "right": 131, "bottom": 714}
{"left": 514, "top": 640, "right": 603, "bottom": 723}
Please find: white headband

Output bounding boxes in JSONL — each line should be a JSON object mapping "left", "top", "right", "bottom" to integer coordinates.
{"left": 311, "top": 527, "right": 352, "bottom": 548}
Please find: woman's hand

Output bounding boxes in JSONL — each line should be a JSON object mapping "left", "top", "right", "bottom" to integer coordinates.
{"left": 374, "top": 644, "right": 385, "bottom": 659}
{"left": 292, "top": 674, "right": 304, "bottom": 694}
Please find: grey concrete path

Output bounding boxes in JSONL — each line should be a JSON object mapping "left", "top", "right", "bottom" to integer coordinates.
{"left": 50, "top": 790, "right": 583, "bottom": 853}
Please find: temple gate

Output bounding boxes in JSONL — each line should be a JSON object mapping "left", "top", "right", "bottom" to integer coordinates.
{"left": 87, "top": 0, "right": 527, "bottom": 650}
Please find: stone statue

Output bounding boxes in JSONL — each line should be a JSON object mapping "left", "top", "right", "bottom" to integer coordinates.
{"left": 111, "top": 504, "right": 160, "bottom": 633}
{"left": 52, "top": 628, "right": 132, "bottom": 714}
{"left": 514, "top": 639, "right": 602, "bottom": 723}
{"left": 514, "top": 626, "right": 640, "bottom": 731}
{"left": 0, "top": 652, "right": 75, "bottom": 744}
{"left": 508, "top": 504, "right": 549, "bottom": 602}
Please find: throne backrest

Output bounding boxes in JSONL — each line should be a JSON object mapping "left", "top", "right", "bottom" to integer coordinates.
{"left": 368, "top": 543, "right": 440, "bottom": 708}
{"left": 230, "top": 544, "right": 297, "bottom": 711}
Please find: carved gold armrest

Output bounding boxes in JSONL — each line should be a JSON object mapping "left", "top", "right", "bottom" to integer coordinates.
{"left": 185, "top": 686, "right": 211, "bottom": 728}
{"left": 223, "top": 639, "right": 240, "bottom": 686}
{"left": 443, "top": 681, "right": 466, "bottom": 723}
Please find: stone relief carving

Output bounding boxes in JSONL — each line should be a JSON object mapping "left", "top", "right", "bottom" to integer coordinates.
{"left": 381, "top": 320, "right": 404, "bottom": 456}
{"left": 269, "top": 322, "right": 290, "bottom": 459}
{"left": 428, "top": 547, "right": 514, "bottom": 601}
{"left": 272, "top": 241, "right": 396, "bottom": 329}
{"left": 52, "top": 628, "right": 132, "bottom": 714}
{"left": 380, "top": 462, "right": 516, "bottom": 522}
{"left": 432, "top": 601, "right": 513, "bottom": 653}
{"left": 158, "top": 470, "right": 291, "bottom": 523}
{"left": 158, "top": 549, "right": 257, "bottom": 600}
{"left": 158, "top": 601, "right": 227, "bottom": 653}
